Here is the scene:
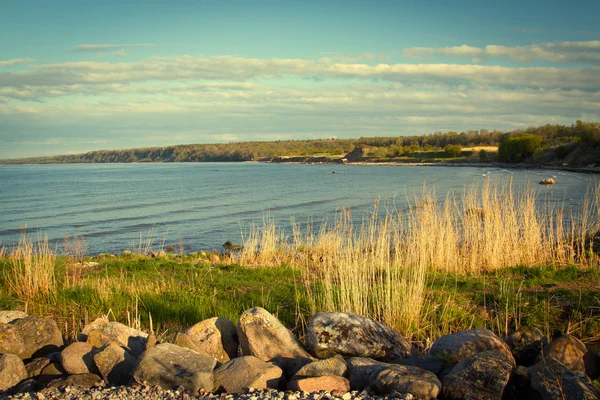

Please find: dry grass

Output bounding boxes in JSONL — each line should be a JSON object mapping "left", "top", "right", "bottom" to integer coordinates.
{"left": 3, "top": 230, "right": 57, "bottom": 302}
{"left": 233, "top": 179, "right": 600, "bottom": 337}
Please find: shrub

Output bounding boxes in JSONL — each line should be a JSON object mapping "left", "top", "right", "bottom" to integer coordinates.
{"left": 444, "top": 144, "right": 462, "bottom": 158}
{"left": 479, "top": 149, "right": 487, "bottom": 160}
{"left": 498, "top": 133, "right": 542, "bottom": 163}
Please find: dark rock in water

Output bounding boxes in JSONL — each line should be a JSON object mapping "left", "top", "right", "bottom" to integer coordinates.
{"left": 542, "top": 334, "right": 599, "bottom": 379}
{"left": 223, "top": 241, "right": 242, "bottom": 251}
{"left": 370, "top": 367, "right": 441, "bottom": 400}
{"left": 94, "top": 343, "right": 137, "bottom": 385}
{"left": 307, "top": 312, "right": 415, "bottom": 361}
{"left": 441, "top": 350, "right": 513, "bottom": 400}
{"left": 213, "top": 355, "right": 285, "bottom": 393}
{"left": 506, "top": 326, "right": 547, "bottom": 366}
{"left": 528, "top": 356, "right": 600, "bottom": 400}
{"left": 238, "top": 307, "right": 312, "bottom": 377}
{"left": 133, "top": 343, "right": 216, "bottom": 393}
{"left": 0, "top": 353, "right": 27, "bottom": 392}
{"left": 183, "top": 317, "right": 239, "bottom": 363}
{"left": 430, "top": 328, "right": 515, "bottom": 366}
{"left": 292, "top": 354, "right": 347, "bottom": 380}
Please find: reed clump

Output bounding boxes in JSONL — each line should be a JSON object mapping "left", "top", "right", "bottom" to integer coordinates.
{"left": 233, "top": 179, "right": 600, "bottom": 337}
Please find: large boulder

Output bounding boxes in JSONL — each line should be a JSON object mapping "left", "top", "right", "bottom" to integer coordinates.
{"left": 59, "top": 341, "right": 99, "bottom": 375}
{"left": 238, "top": 307, "right": 312, "bottom": 375}
{"left": 370, "top": 367, "right": 441, "bottom": 400}
{"left": 440, "top": 350, "right": 513, "bottom": 400}
{"left": 213, "top": 355, "right": 285, "bottom": 393}
{"left": 182, "top": 317, "right": 239, "bottom": 363}
{"left": 430, "top": 328, "right": 514, "bottom": 365}
{"left": 292, "top": 354, "right": 347, "bottom": 379}
{"left": 25, "top": 357, "right": 52, "bottom": 378}
{"left": 542, "top": 335, "right": 599, "bottom": 378}
{"left": 506, "top": 326, "right": 547, "bottom": 366}
{"left": 46, "top": 373, "right": 102, "bottom": 389}
{"left": 37, "top": 362, "right": 67, "bottom": 384}
{"left": 346, "top": 356, "right": 439, "bottom": 392}
{"left": 0, "top": 310, "right": 27, "bottom": 324}
{"left": 288, "top": 376, "right": 351, "bottom": 392}
{"left": 80, "top": 317, "right": 148, "bottom": 357}
{"left": 133, "top": 343, "right": 216, "bottom": 393}
{"left": 0, "top": 353, "right": 27, "bottom": 392}
{"left": 307, "top": 312, "right": 415, "bottom": 361}
{"left": 389, "top": 355, "right": 445, "bottom": 376}
{"left": 0, "top": 316, "right": 64, "bottom": 360}
{"left": 93, "top": 343, "right": 137, "bottom": 385}
{"left": 529, "top": 357, "right": 600, "bottom": 400}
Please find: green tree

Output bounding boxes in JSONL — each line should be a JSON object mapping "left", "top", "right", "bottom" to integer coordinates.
{"left": 444, "top": 144, "right": 462, "bottom": 158}
{"left": 479, "top": 149, "right": 487, "bottom": 160}
{"left": 498, "top": 134, "right": 542, "bottom": 163}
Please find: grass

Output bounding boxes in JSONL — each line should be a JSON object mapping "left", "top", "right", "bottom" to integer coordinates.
{"left": 0, "top": 179, "right": 598, "bottom": 348}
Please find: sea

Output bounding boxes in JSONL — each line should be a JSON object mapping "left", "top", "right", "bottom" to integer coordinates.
{"left": 0, "top": 163, "right": 597, "bottom": 255}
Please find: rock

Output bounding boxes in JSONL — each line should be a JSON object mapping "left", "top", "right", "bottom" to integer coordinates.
{"left": 122, "top": 250, "right": 132, "bottom": 256}
{"left": 25, "top": 357, "right": 52, "bottom": 378}
{"left": 175, "top": 332, "right": 207, "bottom": 354}
{"left": 503, "top": 366, "right": 532, "bottom": 400}
{"left": 292, "top": 354, "right": 347, "bottom": 379}
{"left": 238, "top": 307, "right": 312, "bottom": 375}
{"left": 38, "top": 362, "right": 67, "bottom": 383}
{"left": 183, "top": 317, "right": 239, "bottom": 363}
{"left": 133, "top": 343, "right": 216, "bottom": 393}
{"left": 542, "top": 335, "right": 596, "bottom": 377}
{"left": 93, "top": 343, "right": 137, "bottom": 385}
{"left": 80, "top": 317, "right": 148, "bottom": 357}
{"left": 529, "top": 357, "right": 600, "bottom": 400}
{"left": 389, "top": 355, "right": 445, "bottom": 376}
{"left": 539, "top": 178, "right": 556, "bottom": 185}
{"left": 213, "top": 355, "right": 285, "bottom": 393}
{"left": 13, "top": 378, "right": 39, "bottom": 394}
{"left": 0, "top": 353, "right": 27, "bottom": 392}
{"left": 46, "top": 373, "right": 102, "bottom": 389}
{"left": 346, "top": 357, "right": 439, "bottom": 392}
{"left": 506, "top": 326, "right": 547, "bottom": 366}
{"left": 0, "top": 316, "right": 64, "bottom": 360}
{"left": 0, "top": 310, "right": 27, "bottom": 324}
{"left": 429, "top": 328, "right": 515, "bottom": 365}
{"left": 288, "top": 376, "right": 351, "bottom": 392}
{"left": 145, "top": 332, "right": 157, "bottom": 350}
{"left": 59, "top": 341, "right": 99, "bottom": 375}
{"left": 440, "top": 350, "right": 513, "bottom": 400}
{"left": 370, "top": 367, "right": 441, "bottom": 400}
{"left": 307, "top": 312, "right": 415, "bottom": 361}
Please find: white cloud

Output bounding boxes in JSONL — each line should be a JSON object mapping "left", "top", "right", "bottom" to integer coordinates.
{"left": 404, "top": 41, "right": 600, "bottom": 64}
{"left": 69, "top": 44, "right": 156, "bottom": 52}
{"left": 0, "top": 58, "right": 36, "bottom": 67}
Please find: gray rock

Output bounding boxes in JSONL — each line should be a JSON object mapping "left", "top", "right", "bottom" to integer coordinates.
{"left": 133, "top": 343, "right": 216, "bottom": 393}
{"left": 238, "top": 307, "right": 312, "bottom": 375}
{"left": 25, "top": 357, "right": 52, "bottom": 378}
{"left": 174, "top": 332, "right": 208, "bottom": 354}
{"left": 542, "top": 335, "right": 597, "bottom": 378}
{"left": 347, "top": 356, "right": 438, "bottom": 392}
{"left": 80, "top": 317, "right": 148, "bottom": 357}
{"left": 0, "top": 316, "right": 64, "bottom": 360}
{"left": 213, "top": 355, "right": 285, "bottom": 393}
{"left": 292, "top": 354, "right": 347, "bottom": 379}
{"left": 0, "top": 322, "right": 25, "bottom": 359}
{"left": 93, "top": 343, "right": 137, "bottom": 385}
{"left": 430, "top": 328, "right": 514, "bottom": 365}
{"left": 370, "top": 367, "right": 441, "bottom": 400}
{"left": 288, "top": 376, "right": 351, "bottom": 392}
{"left": 13, "top": 378, "right": 39, "bottom": 394}
{"left": 389, "top": 355, "right": 445, "bottom": 376}
{"left": 38, "top": 362, "right": 67, "bottom": 384}
{"left": 0, "top": 310, "right": 27, "bottom": 324}
{"left": 46, "top": 373, "right": 102, "bottom": 389}
{"left": 0, "top": 353, "right": 27, "bottom": 392}
{"left": 307, "top": 312, "right": 415, "bottom": 361}
{"left": 506, "top": 326, "right": 547, "bottom": 366}
{"left": 503, "top": 366, "right": 532, "bottom": 400}
{"left": 59, "top": 341, "right": 99, "bottom": 375}
{"left": 440, "top": 350, "right": 513, "bottom": 400}
{"left": 529, "top": 356, "right": 600, "bottom": 400}
{"left": 183, "top": 317, "right": 239, "bottom": 363}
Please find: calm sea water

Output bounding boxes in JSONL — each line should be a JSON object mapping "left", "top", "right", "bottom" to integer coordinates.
{"left": 0, "top": 163, "right": 596, "bottom": 255}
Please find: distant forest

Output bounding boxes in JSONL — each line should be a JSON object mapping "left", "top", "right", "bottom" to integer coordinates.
{"left": 2, "top": 121, "right": 599, "bottom": 166}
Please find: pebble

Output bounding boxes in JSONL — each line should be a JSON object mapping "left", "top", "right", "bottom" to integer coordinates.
{"left": 1, "top": 382, "right": 415, "bottom": 400}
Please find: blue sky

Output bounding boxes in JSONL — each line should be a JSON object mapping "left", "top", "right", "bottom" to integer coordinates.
{"left": 1, "top": 0, "right": 599, "bottom": 158}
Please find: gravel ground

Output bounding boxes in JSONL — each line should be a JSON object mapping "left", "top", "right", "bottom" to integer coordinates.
{"left": 3, "top": 384, "right": 414, "bottom": 400}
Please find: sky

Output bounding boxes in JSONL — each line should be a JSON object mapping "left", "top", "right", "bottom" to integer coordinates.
{"left": 1, "top": 0, "right": 599, "bottom": 159}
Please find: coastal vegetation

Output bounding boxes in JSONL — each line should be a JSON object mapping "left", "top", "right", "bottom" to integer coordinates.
{"left": 1, "top": 121, "right": 599, "bottom": 168}
{"left": 1, "top": 180, "right": 598, "bottom": 349}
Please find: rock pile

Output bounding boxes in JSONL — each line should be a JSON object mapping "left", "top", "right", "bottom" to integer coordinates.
{"left": 0, "top": 308, "right": 599, "bottom": 400}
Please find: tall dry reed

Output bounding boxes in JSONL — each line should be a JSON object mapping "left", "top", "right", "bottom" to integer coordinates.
{"left": 233, "top": 179, "right": 600, "bottom": 337}
{"left": 4, "top": 230, "right": 57, "bottom": 301}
